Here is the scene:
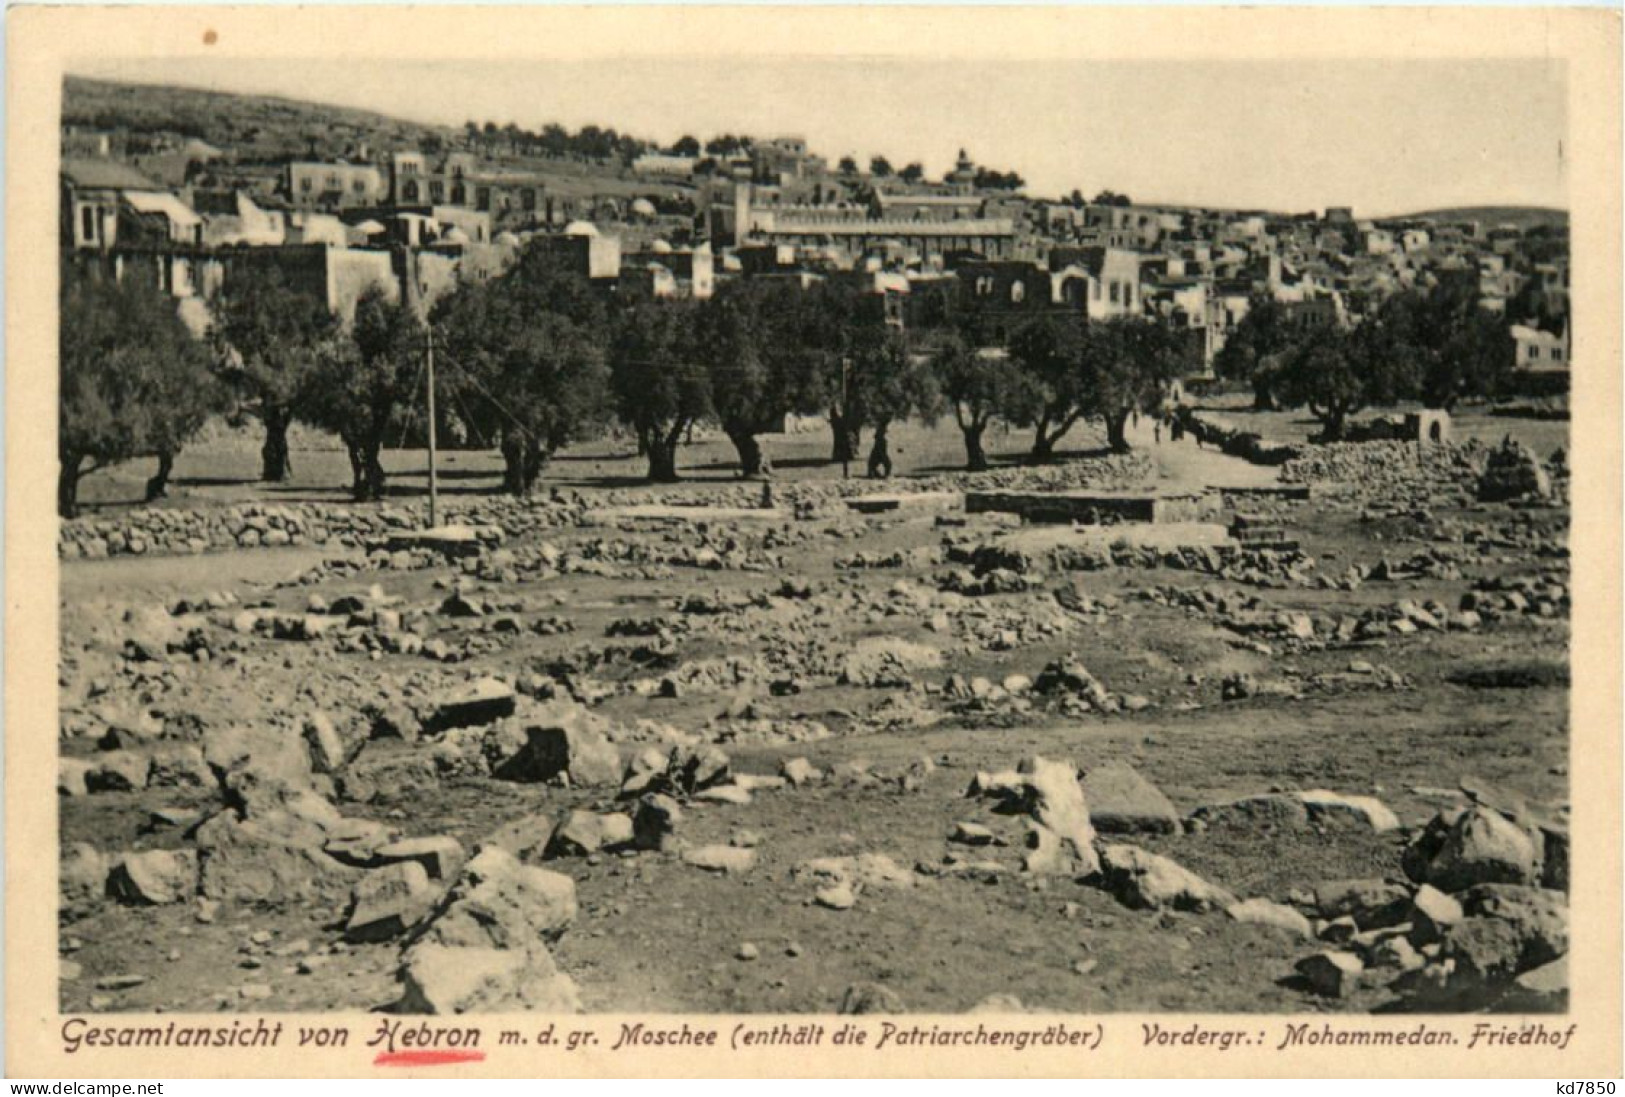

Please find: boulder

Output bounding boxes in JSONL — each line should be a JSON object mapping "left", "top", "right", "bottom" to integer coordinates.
{"left": 781, "top": 757, "right": 822, "bottom": 787}
{"left": 374, "top": 836, "right": 466, "bottom": 882}
{"left": 59, "top": 758, "right": 92, "bottom": 798}
{"left": 1314, "top": 879, "right": 1411, "bottom": 928}
{"left": 426, "top": 678, "right": 515, "bottom": 733}
{"left": 1442, "top": 916, "right": 1526, "bottom": 996}
{"left": 1407, "top": 806, "right": 1540, "bottom": 892}
{"left": 335, "top": 746, "right": 439, "bottom": 805}
{"left": 1187, "top": 794, "right": 1309, "bottom": 831}
{"left": 1096, "top": 844, "right": 1236, "bottom": 912}
{"left": 1407, "top": 884, "right": 1464, "bottom": 943}
{"left": 1081, "top": 761, "right": 1179, "bottom": 834}
{"left": 107, "top": 849, "right": 197, "bottom": 906}
{"left": 86, "top": 751, "right": 151, "bottom": 793}
{"left": 1227, "top": 898, "right": 1313, "bottom": 938}
{"left": 345, "top": 862, "right": 439, "bottom": 942}
{"left": 303, "top": 713, "right": 348, "bottom": 774}
{"left": 478, "top": 814, "right": 556, "bottom": 865}
{"left": 322, "top": 817, "right": 398, "bottom": 867}
{"left": 194, "top": 812, "right": 355, "bottom": 904}
{"left": 488, "top": 704, "right": 620, "bottom": 788}
{"left": 145, "top": 745, "right": 212, "bottom": 789}
{"left": 397, "top": 944, "right": 580, "bottom": 1014}
{"left": 1296, "top": 951, "right": 1364, "bottom": 998}
{"left": 1297, "top": 789, "right": 1400, "bottom": 832}
{"left": 546, "top": 811, "right": 634, "bottom": 858}
{"left": 60, "top": 843, "right": 110, "bottom": 918}
{"left": 412, "top": 847, "right": 576, "bottom": 950}
{"left": 839, "top": 982, "right": 905, "bottom": 1015}
{"left": 632, "top": 795, "right": 683, "bottom": 851}
{"left": 1501, "top": 956, "right": 1568, "bottom": 1011}
{"left": 969, "top": 756, "right": 1099, "bottom": 876}
{"left": 1460, "top": 884, "right": 1568, "bottom": 969}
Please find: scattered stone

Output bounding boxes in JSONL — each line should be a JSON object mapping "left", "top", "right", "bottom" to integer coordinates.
{"left": 815, "top": 883, "right": 857, "bottom": 910}
{"left": 780, "top": 757, "right": 822, "bottom": 787}
{"left": 1295, "top": 951, "right": 1364, "bottom": 998}
{"left": 682, "top": 845, "right": 757, "bottom": 875}
{"left": 839, "top": 982, "right": 904, "bottom": 1014}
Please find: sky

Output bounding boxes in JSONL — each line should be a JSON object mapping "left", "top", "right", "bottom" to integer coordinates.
{"left": 70, "top": 55, "right": 1567, "bottom": 217}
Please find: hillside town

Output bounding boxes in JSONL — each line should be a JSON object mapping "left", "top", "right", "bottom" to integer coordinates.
{"left": 56, "top": 78, "right": 1573, "bottom": 1023}
{"left": 64, "top": 114, "right": 1571, "bottom": 377}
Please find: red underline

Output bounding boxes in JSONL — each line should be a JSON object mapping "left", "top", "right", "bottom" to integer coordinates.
{"left": 374, "top": 1050, "right": 488, "bottom": 1067}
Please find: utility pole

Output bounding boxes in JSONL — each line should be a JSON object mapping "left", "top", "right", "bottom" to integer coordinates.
{"left": 425, "top": 324, "right": 439, "bottom": 529}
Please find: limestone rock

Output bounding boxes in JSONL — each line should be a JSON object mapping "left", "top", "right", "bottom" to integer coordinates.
{"left": 488, "top": 704, "right": 620, "bottom": 788}
{"left": 1296, "top": 951, "right": 1364, "bottom": 998}
{"left": 374, "top": 835, "right": 466, "bottom": 882}
{"left": 632, "top": 794, "right": 683, "bottom": 851}
{"left": 1081, "top": 761, "right": 1180, "bottom": 834}
{"left": 1298, "top": 789, "right": 1400, "bottom": 832}
{"left": 1227, "top": 898, "right": 1313, "bottom": 937}
{"left": 414, "top": 847, "right": 577, "bottom": 950}
{"left": 1407, "top": 806, "right": 1540, "bottom": 892}
{"left": 194, "top": 812, "right": 355, "bottom": 904}
{"left": 427, "top": 678, "right": 515, "bottom": 733}
{"left": 346, "top": 862, "right": 439, "bottom": 942}
{"left": 1314, "top": 879, "right": 1410, "bottom": 928}
{"left": 1096, "top": 844, "right": 1236, "bottom": 912}
{"left": 303, "top": 713, "right": 348, "bottom": 774}
{"left": 108, "top": 849, "right": 198, "bottom": 906}
{"left": 546, "top": 811, "right": 634, "bottom": 858}
{"left": 478, "top": 814, "right": 556, "bottom": 865}
{"left": 397, "top": 944, "right": 580, "bottom": 1014}
{"left": 839, "top": 982, "right": 905, "bottom": 1014}
{"left": 682, "top": 844, "right": 757, "bottom": 874}
{"left": 87, "top": 751, "right": 151, "bottom": 793}
{"left": 60, "top": 843, "right": 110, "bottom": 918}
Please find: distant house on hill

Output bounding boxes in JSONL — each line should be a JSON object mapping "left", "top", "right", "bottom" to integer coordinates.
{"left": 61, "top": 159, "right": 202, "bottom": 250}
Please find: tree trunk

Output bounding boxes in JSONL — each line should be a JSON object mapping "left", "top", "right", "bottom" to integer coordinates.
{"left": 1105, "top": 410, "right": 1133, "bottom": 453}
{"left": 830, "top": 408, "right": 861, "bottom": 464}
{"left": 1251, "top": 377, "right": 1277, "bottom": 411}
{"left": 500, "top": 431, "right": 531, "bottom": 496}
{"left": 144, "top": 450, "right": 176, "bottom": 502}
{"left": 363, "top": 443, "right": 387, "bottom": 502}
{"left": 345, "top": 438, "right": 366, "bottom": 499}
{"left": 522, "top": 438, "right": 547, "bottom": 492}
{"left": 962, "top": 422, "right": 989, "bottom": 471}
{"left": 866, "top": 420, "right": 894, "bottom": 479}
{"left": 644, "top": 423, "right": 683, "bottom": 483}
{"left": 261, "top": 406, "right": 292, "bottom": 483}
{"left": 59, "top": 454, "right": 84, "bottom": 520}
{"left": 725, "top": 424, "right": 764, "bottom": 479}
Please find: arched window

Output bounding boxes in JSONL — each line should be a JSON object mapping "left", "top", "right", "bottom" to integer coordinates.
{"left": 402, "top": 180, "right": 419, "bottom": 202}
{"left": 1010, "top": 281, "right": 1025, "bottom": 304}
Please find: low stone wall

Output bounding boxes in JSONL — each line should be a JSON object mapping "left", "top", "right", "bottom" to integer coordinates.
{"left": 59, "top": 451, "right": 1157, "bottom": 561}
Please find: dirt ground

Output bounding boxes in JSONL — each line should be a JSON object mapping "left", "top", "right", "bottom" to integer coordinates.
{"left": 57, "top": 420, "right": 1570, "bottom": 1016}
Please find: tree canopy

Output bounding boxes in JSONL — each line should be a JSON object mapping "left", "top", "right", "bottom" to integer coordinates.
{"left": 59, "top": 273, "right": 220, "bottom": 517}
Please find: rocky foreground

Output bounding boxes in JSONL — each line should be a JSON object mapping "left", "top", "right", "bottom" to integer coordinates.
{"left": 58, "top": 440, "right": 1570, "bottom": 1014}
